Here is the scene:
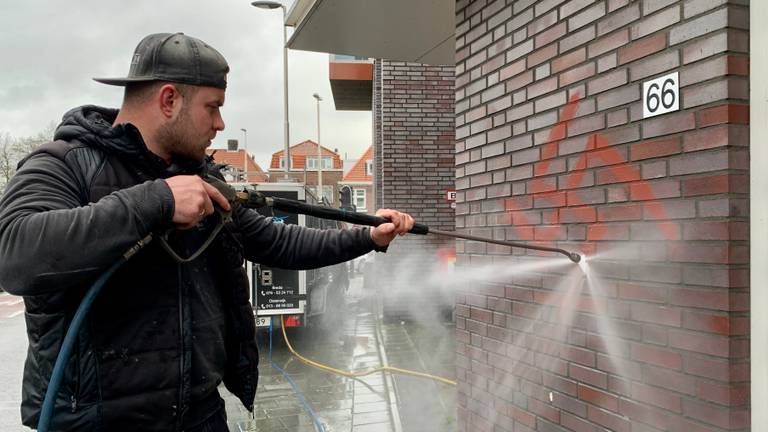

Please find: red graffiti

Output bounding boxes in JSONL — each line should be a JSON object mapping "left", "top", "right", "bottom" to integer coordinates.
{"left": 504, "top": 93, "right": 677, "bottom": 255}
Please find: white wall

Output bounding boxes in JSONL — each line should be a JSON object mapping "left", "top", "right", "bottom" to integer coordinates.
{"left": 752, "top": 1, "right": 766, "bottom": 427}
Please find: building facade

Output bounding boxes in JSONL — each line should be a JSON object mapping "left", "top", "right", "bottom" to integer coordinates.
{"left": 340, "top": 146, "right": 375, "bottom": 213}
{"left": 268, "top": 140, "right": 344, "bottom": 204}
{"left": 454, "top": 1, "right": 749, "bottom": 431}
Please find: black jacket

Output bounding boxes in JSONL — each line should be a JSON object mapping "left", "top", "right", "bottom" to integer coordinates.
{"left": 0, "top": 105, "right": 378, "bottom": 431}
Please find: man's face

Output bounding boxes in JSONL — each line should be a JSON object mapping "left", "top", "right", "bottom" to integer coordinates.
{"left": 156, "top": 85, "right": 226, "bottom": 161}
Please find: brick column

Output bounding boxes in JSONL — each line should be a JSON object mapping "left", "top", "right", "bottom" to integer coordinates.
{"left": 455, "top": 1, "right": 749, "bottom": 431}
{"left": 372, "top": 59, "right": 456, "bottom": 317}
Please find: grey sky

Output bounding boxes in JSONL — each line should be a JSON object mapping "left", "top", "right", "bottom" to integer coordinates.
{"left": 0, "top": 0, "right": 372, "bottom": 170}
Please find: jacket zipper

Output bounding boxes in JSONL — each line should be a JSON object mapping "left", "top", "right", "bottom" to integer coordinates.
{"left": 70, "top": 341, "right": 80, "bottom": 413}
{"left": 176, "top": 263, "right": 184, "bottom": 431}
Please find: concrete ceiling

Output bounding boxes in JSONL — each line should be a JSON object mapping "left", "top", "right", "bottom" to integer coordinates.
{"left": 286, "top": 0, "right": 456, "bottom": 66}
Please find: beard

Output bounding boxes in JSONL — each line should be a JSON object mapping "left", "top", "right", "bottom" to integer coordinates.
{"left": 154, "top": 107, "right": 207, "bottom": 162}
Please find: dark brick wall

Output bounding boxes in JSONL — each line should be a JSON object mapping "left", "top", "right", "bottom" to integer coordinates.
{"left": 372, "top": 59, "right": 457, "bottom": 312}
{"left": 454, "top": 0, "right": 749, "bottom": 431}
{"left": 373, "top": 60, "right": 456, "bottom": 243}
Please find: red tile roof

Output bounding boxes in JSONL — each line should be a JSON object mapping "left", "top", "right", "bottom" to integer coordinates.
{"left": 269, "top": 140, "right": 343, "bottom": 169}
{"left": 206, "top": 149, "right": 269, "bottom": 182}
{"left": 342, "top": 146, "right": 373, "bottom": 183}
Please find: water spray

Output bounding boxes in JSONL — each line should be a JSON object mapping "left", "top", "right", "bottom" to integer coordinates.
{"left": 227, "top": 182, "right": 582, "bottom": 263}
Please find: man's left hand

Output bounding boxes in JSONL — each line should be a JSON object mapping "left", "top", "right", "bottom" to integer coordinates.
{"left": 370, "top": 209, "right": 415, "bottom": 247}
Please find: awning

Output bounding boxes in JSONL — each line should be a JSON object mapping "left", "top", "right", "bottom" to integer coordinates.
{"left": 286, "top": 0, "right": 455, "bottom": 66}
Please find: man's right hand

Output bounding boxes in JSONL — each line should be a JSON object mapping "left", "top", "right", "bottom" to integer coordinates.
{"left": 164, "top": 175, "right": 232, "bottom": 230}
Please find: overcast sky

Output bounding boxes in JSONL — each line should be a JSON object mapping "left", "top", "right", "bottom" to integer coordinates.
{"left": 0, "top": 0, "right": 372, "bottom": 169}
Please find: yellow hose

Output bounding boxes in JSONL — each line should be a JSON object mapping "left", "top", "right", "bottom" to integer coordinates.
{"left": 279, "top": 315, "right": 457, "bottom": 386}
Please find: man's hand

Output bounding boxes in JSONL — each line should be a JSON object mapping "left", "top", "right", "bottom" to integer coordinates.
{"left": 164, "top": 175, "right": 231, "bottom": 230}
{"left": 370, "top": 209, "right": 415, "bottom": 247}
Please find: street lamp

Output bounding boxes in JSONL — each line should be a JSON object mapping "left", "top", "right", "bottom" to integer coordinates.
{"left": 251, "top": 1, "right": 291, "bottom": 180}
{"left": 240, "top": 128, "right": 248, "bottom": 182}
{"left": 313, "top": 93, "right": 323, "bottom": 202}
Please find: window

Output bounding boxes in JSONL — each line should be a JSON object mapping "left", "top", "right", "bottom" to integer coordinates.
{"left": 311, "top": 185, "right": 334, "bottom": 203}
{"left": 365, "top": 160, "right": 373, "bottom": 176}
{"left": 306, "top": 157, "right": 317, "bottom": 169}
{"left": 307, "top": 156, "right": 333, "bottom": 169}
{"left": 279, "top": 157, "right": 286, "bottom": 169}
{"left": 354, "top": 189, "right": 366, "bottom": 210}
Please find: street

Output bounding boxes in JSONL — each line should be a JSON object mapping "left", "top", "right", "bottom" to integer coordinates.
{"left": 0, "top": 277, "right": 455, "bottom": 431}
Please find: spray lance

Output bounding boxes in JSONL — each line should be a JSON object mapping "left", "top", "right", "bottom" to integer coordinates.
{"left": 210, "top": 177, "right": 582, "bottom": 263}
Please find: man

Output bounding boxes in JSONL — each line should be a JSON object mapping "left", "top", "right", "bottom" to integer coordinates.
{"left": 0, "top": 33, "right": 414, "bottom": 431}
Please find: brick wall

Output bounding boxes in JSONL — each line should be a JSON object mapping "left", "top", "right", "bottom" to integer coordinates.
{"left": 372, "top": 59, "right": 456, "bottom": 314}
{"left": 454, "top": 1, "right": 749, "bottom": 431}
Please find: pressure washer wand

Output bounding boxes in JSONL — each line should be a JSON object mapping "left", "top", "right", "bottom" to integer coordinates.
{"left": 236, "top": 189, "right": 581, "bottom": 263}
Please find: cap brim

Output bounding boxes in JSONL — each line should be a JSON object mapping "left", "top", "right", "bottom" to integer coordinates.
{"left": 92, "top": 77, "right": 157, "bottom": 86}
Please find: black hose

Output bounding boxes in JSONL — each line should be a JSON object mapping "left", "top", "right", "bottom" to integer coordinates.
{"left": 38, "top": 235, "right": 153, "bottom": 432}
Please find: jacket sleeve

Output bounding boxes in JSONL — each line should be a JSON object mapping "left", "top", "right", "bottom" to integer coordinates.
{"left": 236, "top": 204, "right": 380, "bottom": 270}
{"left": 0, "top": 152, "right": 175, "bottom": 296}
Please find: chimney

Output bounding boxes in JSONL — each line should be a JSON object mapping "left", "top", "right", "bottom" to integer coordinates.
{"left": 227, "top": 139, "right": 238, "bottom": 151}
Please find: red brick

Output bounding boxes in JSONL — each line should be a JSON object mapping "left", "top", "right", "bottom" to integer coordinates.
{"left": 527, "top": 43, "right": 558, "bottom": 67}
{"left": 588, "top": 147, "right": 628, "bottom": 168}
{"left": 669, "top": 329, "right": 729, "bottom": 357}
{"left": 552, "top": 47, "right": 587, "bottom": 73}
{"left": 588, "top": 29, "right": 630, "bottom": 58}
{"left": 630, "top": 136, "right": 681, "bottom": 161}
{"left": 697, "top": 381, "right": 749, "bottom": 407}
{"left": 643, "top": 200, "right": 695, "bottom": 220}
{"left": 534, "top": 191, "right": 567, "bottom": 208}
{"left": 630, "top": 222, "right": 681, "bottom": 240}
{"left": 682, "top": 221, "right": 732, "bottom": 241}
{"left": 631, "top": 342, "right": 682, "bottom": 370}
{"left": 596, "top": 205, "right": 641, "bottom": 222}
{"left": 559, "top": 171, "right": 595, "bottom": 189}
{"left": 618, "top": 282, "right": 667, "bottom": 303}
{"left": 683, "top": 399, "right": 749, "bottom": 430}
{"left": 618, "top": 33, "right": 667, "bottom": 65}
{"left": 594, "top": 165, "right": 639, "bottom": 186}
{"left": 682, "top": 173, "right": 745, "bottom": 197}
{"left": 642, "top": 111, "right": 695, "bottom": 139}
{"left": 567, "top": 189, "right": 606, "bottom": 206}
{"left": 630, "top": 303, "right": 681, "bottom": 327}
{"left": 559, "top": 62, "right": 597, "bottom": 86}
{"left": 569, "top": 364, "right": 608, "bottom": 389}
{"left": 631, "top": 382, "right": 682, "bottom": 413}
{"left": 587, "top": 224, "right": 629, "bottom": 241}
{"left": 534, "top": 225, "right": 567, "bottom": 241}
{"left": 620, "top": 399, "right": 671, "bottom": 430}
{"left": 629, "top": 180, "right": 680, "bottom": 200}
{"left": 535, "top": 21, "right": 567, "bottom": 47}
{"left": 559, "top": 206, "right": 597, "bottom": 223}
{"left": 630, "top": 6, "right": 680, "bottom": 40}
{"left": 587, "top": 406, "right": 630, "bottom": 432}
{"left": 698, "top": 104, "right": 749, "bottom": 127}
{"left": 670, "top": 287, "right": 728, "bottom": 310}
{"left": 670, "top": 151, "right": 730, "bottom": 176}
{"left": 644, "top": 365, "right": 696, "bottom": 395}
{"left": 682, "top": 125, "right": 730, "bottom": 152}
{"left": 683, "top": 310, "right": 730, "bottom": 336}
{"left": 587, "top": 69, "right": 628, "bottom": 95}
{"left": 578, "top": 384, "right": 618, "bottom": 411}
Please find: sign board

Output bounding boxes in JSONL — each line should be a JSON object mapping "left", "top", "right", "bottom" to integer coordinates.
{"left": 643, "top": 71, "right": 679, "bottom": 119}
{"left": 446, "top": 189, "right": 456, "bottom": 202}
{"left": 252, "top": 186, "right": 307, "bottom": 316}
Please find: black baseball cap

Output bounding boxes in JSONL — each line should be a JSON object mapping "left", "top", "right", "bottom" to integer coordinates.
{"left": 93, "top": 32, "right": 229, "bottom": 89}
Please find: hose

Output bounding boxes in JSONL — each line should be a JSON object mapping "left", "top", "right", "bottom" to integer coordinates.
{"left": 38, "top": 234, "right": 153, "bottom": 432}
{"left": 267, "top": 319, "right": 326, "bottom": 432}
{"left": 279, "top": 315, "right": 457, "bottom": 386}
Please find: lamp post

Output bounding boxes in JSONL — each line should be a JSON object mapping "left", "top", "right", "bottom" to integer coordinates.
{"left": 313, "top": 93, "right": 323, "bottom": 202}
{"left": 251, "top": 1, "right": 290, "bottom": 179}
{"left": 240, "top": 128, "right": 248, "bottom": 182}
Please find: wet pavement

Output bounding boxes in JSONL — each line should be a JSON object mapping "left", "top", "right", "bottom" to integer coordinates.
{"left": 0, "top": 277, "right": 455, "bottom": 432}
{"left": 223, "top": 275, "right": 456, "bottom": 432}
